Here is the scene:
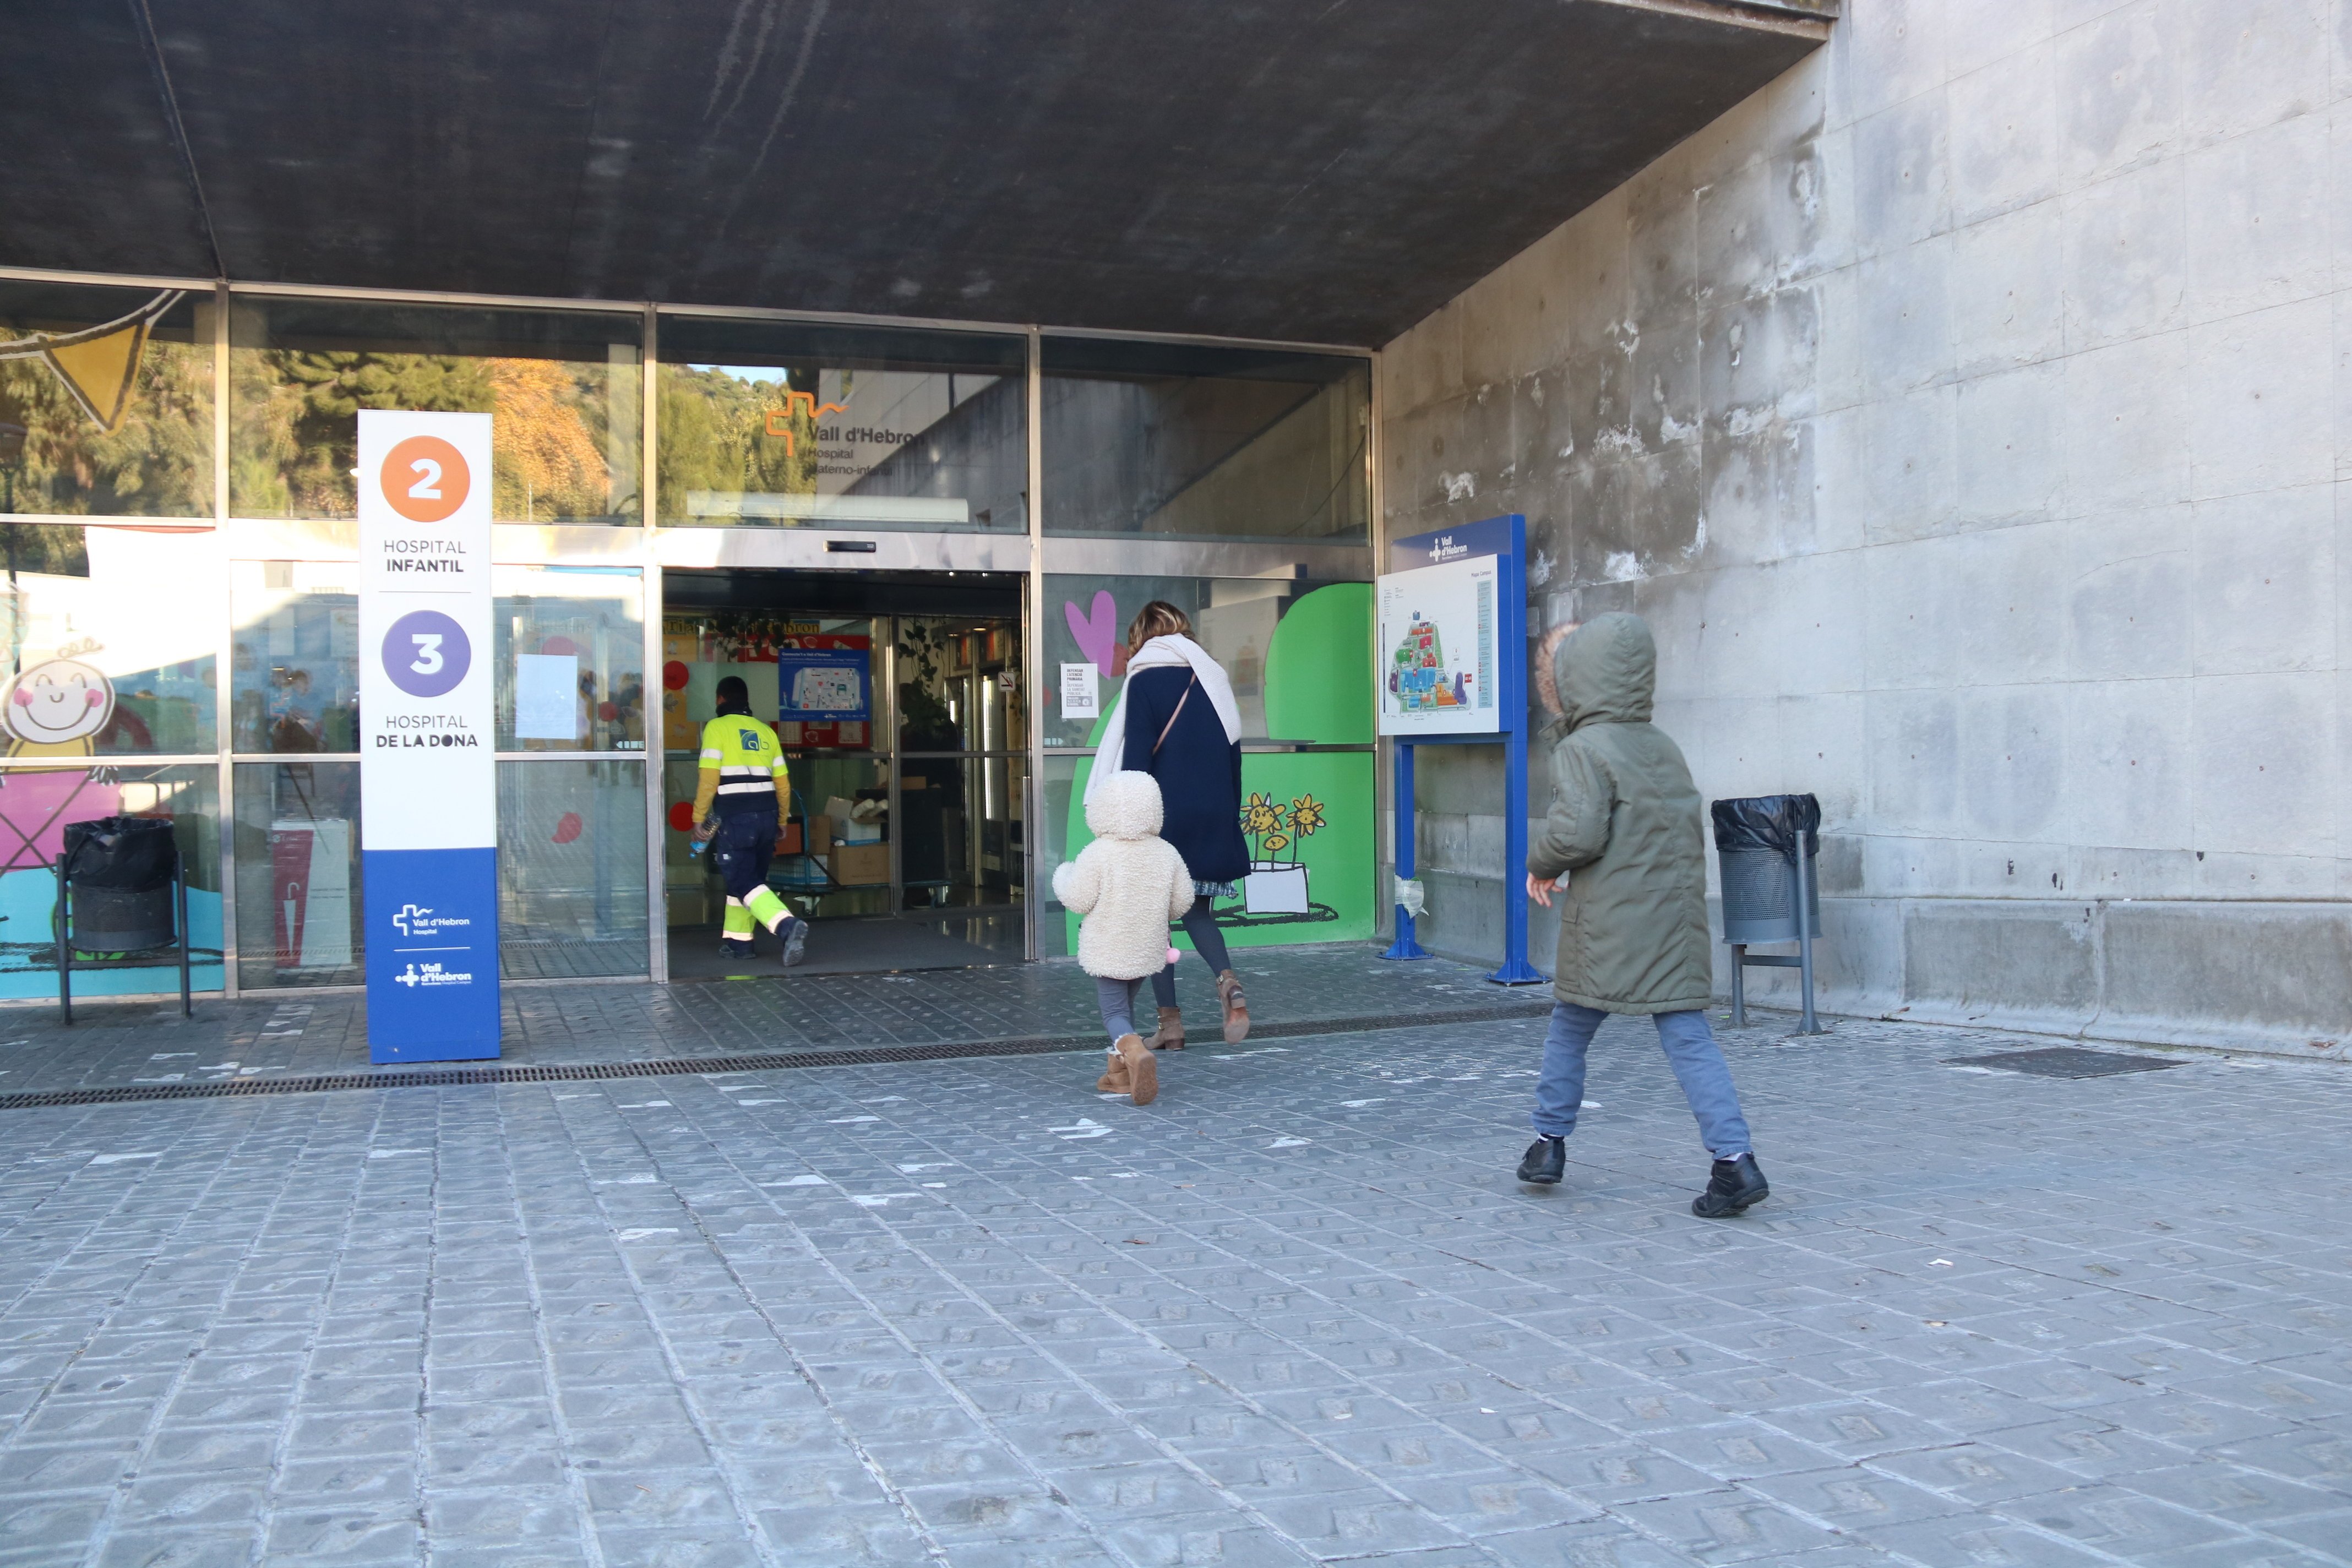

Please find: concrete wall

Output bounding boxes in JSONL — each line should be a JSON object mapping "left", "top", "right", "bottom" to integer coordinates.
{"left": 1379, "top": 0, "right": 2351, "bottom": 1060}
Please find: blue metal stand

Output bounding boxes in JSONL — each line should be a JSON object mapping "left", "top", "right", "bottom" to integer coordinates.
{"left": 1488, "top": 722, "right": 1546, "bottom": 984}
{"left": 1382, "top": 741, "right": 1430, "bottom": 960}
{"left": 1377, "top": 513, "right": 1549, "bottom": 986}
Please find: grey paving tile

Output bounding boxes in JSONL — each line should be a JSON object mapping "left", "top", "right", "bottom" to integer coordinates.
{"left": 0, "top": 977, "right": 2344, "bottom": 1568}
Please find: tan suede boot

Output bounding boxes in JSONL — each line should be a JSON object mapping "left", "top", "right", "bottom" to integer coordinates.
{"left": 1095, "top": 1048, "right": 1131, "bottom": 1095}
{"left": 1113, "top": 1033, "right": 1157, "bottom": 1106}
{"left": 1216, "top": 970, "right": 1250, "bottom": 1044}
{"left": 1150, "top": 1006, "right": 1185, "bottom": 1050}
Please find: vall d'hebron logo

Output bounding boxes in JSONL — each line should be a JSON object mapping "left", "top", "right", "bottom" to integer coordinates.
{"left": 1425, "top": 535, "right": 1471, "bottom": 563}
{"left": 393, "top": 903, "right": 475, "bottom": 988}
{"left": 392, "top": 903, "right": 473, "bottom": 939}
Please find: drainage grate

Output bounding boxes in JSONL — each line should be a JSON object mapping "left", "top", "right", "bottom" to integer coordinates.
{"left": 0, "top": 1000, "right": 1553, "bottom": 1112}
{"left": 1947, "top": 1046, "right": 2183, "bottom": 1079}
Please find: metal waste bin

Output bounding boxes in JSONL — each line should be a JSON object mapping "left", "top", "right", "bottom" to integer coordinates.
{"left": 1711, "top": 794, "right": 1826, "bottom": 1033}
{"left": 55, "top": 814, "right": 192, "bottom": 1023}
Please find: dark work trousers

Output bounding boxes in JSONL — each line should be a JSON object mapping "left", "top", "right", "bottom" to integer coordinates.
{"left": 1150, "top": 896, "right": 1233, "bottom": 1009}
{"left": 708, "top": 808, "right": 780, "bottom": 901}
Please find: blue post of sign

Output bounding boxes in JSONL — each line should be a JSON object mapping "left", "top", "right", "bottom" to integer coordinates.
{"left": 1382, "top": 741, "right": 1429, "bottom": 960}
{"left": 1489, "top": 720, "right": 1545, "bottom": 984}
{"left": 1376, "top": 514, "right": 1548, "bottom": 986}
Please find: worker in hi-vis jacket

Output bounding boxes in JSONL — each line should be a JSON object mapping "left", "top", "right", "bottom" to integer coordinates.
{"left": 693, "top": 674, "right": 807, "bottom": 967}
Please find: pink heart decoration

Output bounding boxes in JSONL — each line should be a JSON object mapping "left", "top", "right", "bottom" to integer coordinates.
{"left": 1064, "top": 591, "right": 1119, "bottom": 669}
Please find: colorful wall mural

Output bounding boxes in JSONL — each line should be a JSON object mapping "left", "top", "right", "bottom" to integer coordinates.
{"left": 1054, "top": 580, "right": 1373, "bottom": 954}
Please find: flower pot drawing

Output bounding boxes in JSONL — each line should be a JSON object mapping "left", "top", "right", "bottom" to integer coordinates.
{"left": 1243, "top": 861, "right": 1310, "bottom": 915}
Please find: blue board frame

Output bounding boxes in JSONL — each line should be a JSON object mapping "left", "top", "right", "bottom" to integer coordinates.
{"left": 1380, "top": 514, "right": 1545, "bottom": 984}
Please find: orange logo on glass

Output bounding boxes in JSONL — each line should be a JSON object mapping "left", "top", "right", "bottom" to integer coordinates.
{"left": 380, "top": 435, "right": 470, "bottom": 523}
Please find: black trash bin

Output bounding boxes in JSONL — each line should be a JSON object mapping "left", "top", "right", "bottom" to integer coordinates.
{"left": 62, "top": 816, "right": 179, "bottom": 950}
{"left": 55, "top": 814, "right": 192, "bottom": 1023}
{"left": 1709, "top": 793, "right": 1827, "bottom": 1033}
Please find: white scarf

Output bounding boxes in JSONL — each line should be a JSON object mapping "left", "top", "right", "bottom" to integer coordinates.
{"left": 1084, "top": 634, "right": 1242, "bottom": 802}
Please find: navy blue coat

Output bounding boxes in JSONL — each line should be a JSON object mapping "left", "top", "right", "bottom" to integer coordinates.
{"left": 1121, "top": 666, "right": 1249, "bottom": 885}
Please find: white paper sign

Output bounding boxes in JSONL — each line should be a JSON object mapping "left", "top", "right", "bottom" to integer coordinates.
{"left": 1060, "top": 662, "right": 1099, "bottom": 719}
{"left": 514, "top": 653, "right": 578, "bottom": 741}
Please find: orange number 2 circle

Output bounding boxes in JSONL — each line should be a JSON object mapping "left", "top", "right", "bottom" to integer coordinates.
{"left": 380, "top": 435, "right": 471, "bottom": 524}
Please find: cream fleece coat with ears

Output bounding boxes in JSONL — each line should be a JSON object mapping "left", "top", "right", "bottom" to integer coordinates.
{"left": 1052, "top": 771, "right": 1196, "bottom": 981}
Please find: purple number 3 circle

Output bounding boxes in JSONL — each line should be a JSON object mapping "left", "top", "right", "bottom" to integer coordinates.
{"left": 383, "top": 611, "right": 471, "bottom": 699}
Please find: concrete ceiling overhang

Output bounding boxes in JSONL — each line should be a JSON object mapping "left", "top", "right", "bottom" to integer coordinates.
{"left": 6, "top": 0, "right": 1831, "bottom": 346}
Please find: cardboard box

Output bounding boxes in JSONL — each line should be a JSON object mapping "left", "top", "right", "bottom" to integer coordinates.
{"left": 829, "top": 841, "right": 890, "bottom": 885}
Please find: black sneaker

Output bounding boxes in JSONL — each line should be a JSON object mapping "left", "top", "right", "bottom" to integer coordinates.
{"left": 777, "top": 916, "right": 807, "bottom": 969}
{"left": 1691, "top": 1153, "right": 1769, "bottom": 1218}
{"left": 1516, "top": 1136, "right": 1565, "bottom": 1185}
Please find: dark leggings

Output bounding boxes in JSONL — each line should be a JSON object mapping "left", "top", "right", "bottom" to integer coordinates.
{"left": 1150, "top": 897, "right": 1232, "bottom": 1009}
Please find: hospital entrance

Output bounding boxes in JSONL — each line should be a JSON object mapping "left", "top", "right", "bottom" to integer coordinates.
{"left": 658, "top": 567, "right": 1026, "bottom": 977}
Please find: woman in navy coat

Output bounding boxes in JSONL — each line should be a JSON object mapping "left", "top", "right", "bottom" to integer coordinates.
{"left": 1095, "top": 601, "right": 1252, "bottom": 1046}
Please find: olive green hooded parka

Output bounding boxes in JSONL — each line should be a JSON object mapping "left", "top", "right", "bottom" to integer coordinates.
{"left": 1528, "top": 612, "right": 1714, "bottom": 1014}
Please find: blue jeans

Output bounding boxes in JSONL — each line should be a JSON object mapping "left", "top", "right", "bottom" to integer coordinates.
{"left": 1531, "top": 1003, "right": 1752, "bottom": 1158}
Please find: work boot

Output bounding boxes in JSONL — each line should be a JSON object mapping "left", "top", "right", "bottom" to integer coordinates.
{"left": 1516, "top": 1135, "right": 1565, "bottom": 1185}
{"left": 1095, "top": 1049, "right": 1131, "bottom": 1095}
{"left": 1691, "top": 1153, "right": 1770, "bottom": 1218}
{"left": 776, "top": 916, "right": 808, "bottom": 969}
{"left": 1150, "top": 1006, "right": 1185, "bottom": 1050}
{"left": 1114, "top": 1033, "right": 1158, "bottom": 1106}
{"left": 1215, "top": 970, "right": 1250, "bottom": 1044}
{"left": 721, "top": 937, "right": 756, "bottom": 960}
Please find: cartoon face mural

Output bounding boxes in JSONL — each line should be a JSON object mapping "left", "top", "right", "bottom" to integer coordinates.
{"left": 4, "top": 658, "right": 115, "bottom": 756}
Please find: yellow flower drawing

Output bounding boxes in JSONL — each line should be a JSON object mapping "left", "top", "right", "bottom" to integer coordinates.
{"left": 1241, "top": 791, "right": 1282, "bottom": 836}
{"left": 1287, "top": 796, "right": 1325, "bottom": 837}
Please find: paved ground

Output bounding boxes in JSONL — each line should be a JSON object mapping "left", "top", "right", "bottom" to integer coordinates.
{"left": 0, "top": 947, "right": 1549, "bottom": 1096}
{"left": 1, "top": 1007, "right": 2348, "bottom": 1567}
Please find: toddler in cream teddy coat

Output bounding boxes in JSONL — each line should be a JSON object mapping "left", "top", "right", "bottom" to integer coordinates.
{"left": 1052, "top": 770, "right": 1195, "bottom": 1105}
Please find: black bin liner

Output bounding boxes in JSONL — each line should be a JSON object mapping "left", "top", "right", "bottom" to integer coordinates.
{"left": 1710, "top": 794, "right": 1821, "bottom": 858}
{"left": 62, "top": 815, "right": 179, "bottom": 952}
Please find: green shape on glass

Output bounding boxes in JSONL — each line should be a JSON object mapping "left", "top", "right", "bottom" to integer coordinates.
{"left": 1059, "top": 582, "right": 1374, "bottom": 954}
{"left": 1264, "top": 582, "right": 1371, "bottom": 743}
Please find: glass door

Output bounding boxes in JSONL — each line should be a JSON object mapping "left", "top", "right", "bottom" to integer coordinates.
{"left": 656, "top": 598, "right": 1024, "bottom": 974}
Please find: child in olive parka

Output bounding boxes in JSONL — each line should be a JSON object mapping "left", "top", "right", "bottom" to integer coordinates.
{"left": 1518, "top": 612, "right": 1768, "bottom": 1218}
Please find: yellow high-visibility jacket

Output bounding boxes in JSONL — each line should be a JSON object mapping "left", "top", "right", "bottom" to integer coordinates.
{"left": 693, "top": 712, "right": 788, "bottom": 825}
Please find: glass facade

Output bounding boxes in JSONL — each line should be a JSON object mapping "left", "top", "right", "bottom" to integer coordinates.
{"left": 1037, "top": 574, "right": 1376, "bottom": 959}
{"left": 0, "top": 270, "right": 1379, "bottom": 994}
{"left": 0, "top": 762, "right": 222, "bottom": 1000}
{"left": 4, "top": 527, "right": 219, "bottom": 756}
{"left": 231, "top": 559, "right": 358, "bottom": 753}
{"left": 233, "top": 759, "right": 362, "bottom": 989}
{"left": 493, "top": 566, "right": 647, "bottom": 752}
{"left": 1040, "top": 339, "right": 1370, "bottom": 542}
{"left": 230, "top": 298, "right": 643, "bottom": 525}
{"left": 655, "top": 319, "right": 1027, "bottom": 531}
{"left": 497, "top": 759, "right": 648, "bottom": 979}
{"left": 0, "top": 280, "right": 214, "bottom": 520}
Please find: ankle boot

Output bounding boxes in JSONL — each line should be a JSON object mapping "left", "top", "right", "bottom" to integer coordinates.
{"left": 1113, "top": 1033, "right": 1157, "bottom": 1105}
{"left": 1150, "top": 1006, "right": 1185, "bottom": 1050}
{"left": 1215, "top": 970, "right": 1250, "bottom": 1044}
{"left": 1095, "top": 1049, "right": 1131, "bottom": 1095}
{"left": 1691, "top": 1153, "right": 1770, "bottom": 1218}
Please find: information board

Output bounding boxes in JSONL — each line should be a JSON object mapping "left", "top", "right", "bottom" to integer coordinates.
{"left": 1376, "top": 554, "right": 1500, "bottom": 736}
{"left": 357, "top": 410, "right": 500, "bottom": 1061}
{"left": 1376, "top": 514, "right": 1543, "bottom": 982}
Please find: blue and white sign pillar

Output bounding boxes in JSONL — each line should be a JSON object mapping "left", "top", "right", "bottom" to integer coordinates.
{"left": 358, "top": 410, "right": 501, "bottom": 1062}
{"left": 1376, "top": 514, "right": 1545, "bottom": 985}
